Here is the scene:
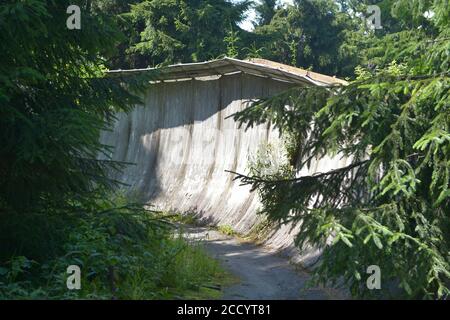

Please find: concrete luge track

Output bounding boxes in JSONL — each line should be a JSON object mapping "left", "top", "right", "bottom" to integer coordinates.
{"left": 100, "top": 70, "right": 349, "bottom": 267}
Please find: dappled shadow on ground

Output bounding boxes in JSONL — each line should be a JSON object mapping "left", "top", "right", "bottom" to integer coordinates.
{"left": 184, "top": 226, "right": 345, "bottom": 300}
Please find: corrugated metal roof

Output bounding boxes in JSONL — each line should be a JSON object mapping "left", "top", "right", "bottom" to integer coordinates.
{"left": 108, "top": 57, "right": 347, "bottom": 86}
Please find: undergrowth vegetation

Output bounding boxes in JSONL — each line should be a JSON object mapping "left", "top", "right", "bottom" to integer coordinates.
{"left": 0, "top": 195, "right": 228, "bottom": 300}
{"left": 216, "top": 225, "right": 236, "bottom": 237}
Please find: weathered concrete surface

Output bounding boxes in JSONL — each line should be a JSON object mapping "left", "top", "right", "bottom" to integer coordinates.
{"left": 100, "top": 72, "right": 349, "bottom": 267}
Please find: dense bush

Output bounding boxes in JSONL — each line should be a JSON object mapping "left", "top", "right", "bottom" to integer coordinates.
{"left": 0, "top": 195, "right": 226, "bottom": 300}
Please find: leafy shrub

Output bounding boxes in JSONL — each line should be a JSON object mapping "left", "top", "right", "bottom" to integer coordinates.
{"left": 216, "top": 225, "right": 236, "bottom": 236}
{"left": 0, "top": 195, "right": 228, "bottom": 300}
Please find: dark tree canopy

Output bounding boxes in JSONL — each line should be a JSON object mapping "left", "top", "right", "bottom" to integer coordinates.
{"left": 249, "top": 0, "right": 361, "bottom": 77}
{"left": 108, "top": 0, "right": 251, "bottom": 68}
{"left": 253, "top": 0, "right": 278, "bottom": 26}
{"left": 0, "top": 0, "right": 148, "bottom": 213}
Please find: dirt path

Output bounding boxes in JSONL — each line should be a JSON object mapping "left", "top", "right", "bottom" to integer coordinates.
{"left": 185, "top": 226, "right": 343, "bottom": 300}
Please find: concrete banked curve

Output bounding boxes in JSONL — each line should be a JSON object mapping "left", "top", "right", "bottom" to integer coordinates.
{"left": 101, "top": 58, "right": 349, "bottom": 266}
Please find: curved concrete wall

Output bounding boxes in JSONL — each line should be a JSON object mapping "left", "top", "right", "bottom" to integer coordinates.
{"left": 100, "top": 72, "right": 349, "bottom": 266}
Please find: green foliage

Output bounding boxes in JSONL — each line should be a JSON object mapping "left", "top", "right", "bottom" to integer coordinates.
{"left": 224, "top": 27, "right": 241, "bottom": 58}
{"left": 115, "top": 0, "right": 251, "bottom": 68}
{"left": 0, "top": 0, "right": 152, "bottom": 215}
{"left": 216, "top": 225, "right": 236, "bottom": 236}
{"left": 159, "top": 233, "right": 230, "bottom": 299}
{"left": 232, "top": 0, "right": 450, "bottom": 298}
{"left": 2, "top": 0, "right": 448, "bottom": 301}
{"left": 245, "top": 216, "right": 275, "bottom": 243}
{"left": 243, "top": 42, "right": 265, "bottom": 59}
{"left": 253, "top": 0, "right": 278, "bottom": 27}
{"left": 98, "top": 0, "right": 373, "bottom": 77}
{"left": 251, "top": 0, "right": 361, "bottom": 77}
{"left": 0, "top": 0, "right": 228, "bottom": 300}
{"left": 247, "top": 142, "right": 295, "bottom": 179}
{"left": 165, "top": 211, "right": 199, "bottom": 226}
{"left": 0, "top": 195, "right": 228, "bottom": 300}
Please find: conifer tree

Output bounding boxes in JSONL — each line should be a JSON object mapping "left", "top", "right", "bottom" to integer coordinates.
{"left": 0, "top": 0, "right": 149, "bottom": 214}
{"left": 119, "top": 0, "right": 251, "bottom": 67}
{"left": 232, "top": 0, "right": 450, "bottom": 298}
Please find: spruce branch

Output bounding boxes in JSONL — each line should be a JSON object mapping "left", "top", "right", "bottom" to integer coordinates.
{"left": 226, "top": 159, "right": 369, "bottom": 185}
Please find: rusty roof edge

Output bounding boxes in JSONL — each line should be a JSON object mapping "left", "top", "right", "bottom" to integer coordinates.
{"left": 244, "top": 58, "right": 348, "bottom": 86}
{"left": 108, "top": 57, "right": 348, "bottom": 86}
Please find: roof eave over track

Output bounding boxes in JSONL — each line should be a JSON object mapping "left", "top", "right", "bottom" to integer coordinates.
{"left": 108, "top": 57, "right": 348, "bottom": 87}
